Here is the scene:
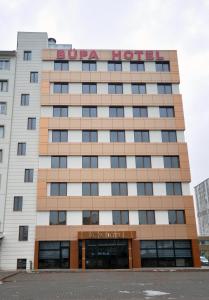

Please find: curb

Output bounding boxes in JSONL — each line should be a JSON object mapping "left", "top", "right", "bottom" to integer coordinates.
{"left": 0, "top": 271, "right": 21, "bottom": 282}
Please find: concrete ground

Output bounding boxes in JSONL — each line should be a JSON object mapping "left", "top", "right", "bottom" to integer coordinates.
{"left": 0, "top": 270, "right": 209, "bottom": 300}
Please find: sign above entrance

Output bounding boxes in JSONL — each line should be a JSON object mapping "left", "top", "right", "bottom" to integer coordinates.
{"left": 78, "top": 231, "right": 136, "bottom": 239}
{"left": 56, "top": 49, "right": 164, "bottom": 61}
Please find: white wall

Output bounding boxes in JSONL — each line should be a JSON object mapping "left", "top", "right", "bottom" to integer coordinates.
{"left": 99, "top": 211, "right": 112, "bottom": 225}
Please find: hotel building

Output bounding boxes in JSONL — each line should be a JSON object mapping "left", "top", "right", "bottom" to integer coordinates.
{"left": 0, "top": 32, "right": 200, "bottom": 270}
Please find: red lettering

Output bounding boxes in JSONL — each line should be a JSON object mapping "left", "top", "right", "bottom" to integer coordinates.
{"left": 80, "top": 50, "right": 88, "bottom": 59}
{"left": 57, "top": 50, "right": 65, "bottom": 59}
{"left": 156, "top": 51, "right": 164, "bottom": 60}
{"left": 89, "top": 50, "right": 99, "bottom": 60}
{"left": 134, "top": 50, "right": 144, "bottom": 60}
{"left": 112, "top": 50, "right": 121, "bottom": 60}
{"left": 124, "top": 50, "right": 134, "bottom": 60}
{"left": 146, "top": 51, "right": 154, "bottom": 61}
{"left": 68, "top": 49, "right": 77, "bottom": 59}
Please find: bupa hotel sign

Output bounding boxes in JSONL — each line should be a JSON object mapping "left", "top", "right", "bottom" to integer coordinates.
{"left": 57, "top": 49, "right": 164, "bottom": 61}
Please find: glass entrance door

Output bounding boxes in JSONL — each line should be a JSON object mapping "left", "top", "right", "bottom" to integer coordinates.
{"left": 85, "top": 239, "right": 129, "bottom": 269}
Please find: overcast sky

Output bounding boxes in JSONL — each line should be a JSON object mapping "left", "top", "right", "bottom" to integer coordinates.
{"left": 0, "top": 0, "right": 209, "bottom": 190}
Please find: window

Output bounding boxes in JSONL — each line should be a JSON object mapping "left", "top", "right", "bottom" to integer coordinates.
{"left": 82, "top": 130, "right": 98, "bottom": 142}
{"left": 52, "top": 130, "right": 68, "bottom": 142}
{"left": 161, "top": 130, "right": 177, "bottom": 142}
{"left": 0, "top": 80, "right": 8, "bottom": 92}
{"left": 108, "top": 84, "right": 123, "bottom": 94}
{"left": 134, "top": 130, "right": 149, "bottom": 142}
{"left": 24, "top": 169, "right": 34, "bottom": 182}
{"left": 136, "top": 156, "right": 151, "bottom": 168}
{"left": 157, "top": 84, "right": 172, "bottom": 94}
{"left": 17, "top": 259, "right": 27, "bottom": 269}
{"left": 0, "top": 102, "right": 6, "bottom": 114}
{"left": 27, "top": 118, "right": 36, "bottom": 130}
{"left": 0, "top": 149, "right": 2, "bottom": 162}
{"left": 82, "top": 83, "right": 97, "bottom": 94}
{"left": 166, "top": 182, "right": 182, "bottom": 195}
{"left": 160, "top": 106, "right": 174, "bottom": 117}
{"left": 83, "top": 211, "right": 99, "bottom": 225}
{"left": 53, "top": 83, "right": 69, "bottom": 93}
{"left": 21, "top": 94, "right": 30, "bottom": 106}
{"left": 82, "top": 106, "right": 97, "bottom": 117}
{"left": 50, "top": 211, "right": 66, "bottom": 225}
{"left": 111, "top": 156, "right": 126, "bottom": 168}
{"left": 164, "top": 156, "right": 180, "bottom": 168}
{"left": 139, "top": 211, "right": 155, "bottom": 224}
{"left": 82, "top": 183, "right": 98, "bottom": 196}
{"left": 168, "top": 210, "right": 185, "bottom": 224}
{"left": 111, "top": 183, "right": 128, "bottom": 196}
{"left": 131, "top": 84, "right": 146, "bottom": 94}
{"left": 54, "top": 61, "right": 69, "bottom": 71}
{"left": 108, "top": 61, "right": 122, "bottom": 71}
{"left": 137, "top": 183, "right": 153, "bottom": 195}
{"left": 53, "top": 106, "right": 68, "bottom": 117}
{"left": 113, "top": 211, "right": 129, "bottom": 224}
{"left": 51, "top": 156, "right": 67, "bottom": 168}
{"left": 0, "top": 126, "right": 5, "bottom": 138}
{"left": 156, "top": 61, "right": 170, "bottom": 72}
{"left": 109, "top": 106, "right": 124, "bottom": 117}
{"left": 0, "top": 59, "right": 10, "bottom": 70}
{"left": 82, "top": 156, "right": 98, "bottom": 168}
{"left": 82, "top": 61, "right": 96, "bottom": 71}
{"left": 23, "top": 51, "right": 32, "bottom": 60}
{"left": 133, "top": 106, "right": 148, "bottom": 117}
{"left": 19, "top": 226, "right": 28, "bottom": 241}
{"left": 50, "top": 183, "right": 67, "bottom": 196}
{"left": 13, "top": 196, "right": 23, "bottom": 211}
{"left": 110, "top": 130, "right": 125, "bottom": 142}
{"left": 17, "top": 143, "right": 26, "bottom": 156}
{"left": 130, "top": 62, "right": 145, "bottom": 71}
{"left": 30, "top": 72, "right": 38, "bottom": 83}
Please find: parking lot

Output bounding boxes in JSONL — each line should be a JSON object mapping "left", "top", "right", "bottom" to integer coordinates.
{"left": 0, "top": 270, "right": 209, "bottom": 300}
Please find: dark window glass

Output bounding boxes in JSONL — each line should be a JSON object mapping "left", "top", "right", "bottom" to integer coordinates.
{"left": 130, "top": 62, "right": 145, "bottom": 71}
{"left": 27, "top": 118, "right": 36, "bottom": 130}
{"left": 0, "top": 149, "right": 2, "bottom": 162}
{"left": 51, "top": 156, "right": 67, "bottom": 168}
{"left": 50, "top": 183, "right": 67, "bottom": 196}
{"left": 108, "top": 84, "right": 123, "bottom": 94}
{"left": 159, "top": 106, "right": 174, "bottom": 117}
{"left": 17, "top": 143, "right": 26, "bottom": 155}
{"left": 0, "top": 59, "right": 10, "bottom": 70}
{"left": 164, "top": 156, "right": 180, "bottom": 168}
{"left": 157, "top": 84, "right": 172, "bottom": 94}
{"left": 156, "top": 62, "right": 170, "bottom": 72}
{"left": 19, "top": 226, "right": 28, "bottom": 241}
{"left": 113, "top": 211, "right": 129, "bottom": 224}
{"left": 168, "top": 210, "right": 185, "bottom": 224}
{"left": 109, "top": 106, "right": 124, "bottom": 117}
{"left": 0, "top": 126, "right": 5, "bottom": 138}
{"left": 54, "top": 61, "right": 69, "bottom": 71}
{"left": 82, "top": 156, "right": 98, "bottom": 168}
{"left": 161, "top": 130, "right": 177, "bottom": 142}
{"left": 83, "top": 211, "right": 99, "bottom": 225}
{"left": 52, "top": 130, "right": 68, "bottom": 142}
{"left": 82, "top": 183, "right": 98, "bottom": 196}
{"left": 50, "top": 211, "right": 66, "bottom": 225}
{"left": 134, "top": 131, "right": 149, "bottom": 142}
{"left": 0, "top": 102, "right": 6, "bottom": 114}
{"left": 23, "top": 51, "right": 32, "bottom": 61}
{"left": 24, "top": 169, "right": 34, "bottom": 182}
{"left": 82, "top": 106, "right": 97, "bottom": 117}
{"left": 13, "top": 196, "right": 23, "bottom": 211}
{"left": 166, "top": 182, "right": 182, "bottom": 195}
{"left": 136, "top": 156, "right": 151, "bottom": 168}
{"left": 108, "top": 61, "right": 122, "bottom": 71}
{"left": 53, "top": 83, "right": 69, "bottom": 93}
{"left": 17, "top": 259, "right": 27, "bottom": 269}
{"left": 82, "top": 61, "right": 97, "bottom": 71}
{"left": 0, "top": 80, "right": 8, "bottom": 92}
{"left": 111, "top": 156, "right": 126, "bottom": 168}
{"left": 82, "top": 83, "right": 97, "bottom": 94}
{"left": 82, "top": 130, "right": 98, "bottom": 142}
{"left": 110, "top": 130, "right": 125, "bottom": 142}
{"left": 30, "top": 72, "right": 38, "bottom": 83}
{"left": 131, "top": 84, "right": 146, "bottom": 94}
{"left": 53, "top": 106, "right": 68, "bottom": 117}
{"left": 139, "top": 211, "right": 155, "bottom": 224}
{"left": 111, "top": 183, "right": 128, "bottom": 196}
{"left": 21, "top": 94, "right": 30, "bottom": 106}
{"left": 133, "top": 106, "right": 148, "bottom": 117}
{"left": 137, "top": 183, "right": 153, "bottom": 195}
